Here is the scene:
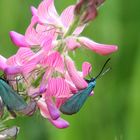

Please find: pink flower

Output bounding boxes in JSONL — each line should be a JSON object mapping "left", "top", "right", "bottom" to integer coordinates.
{"left": 82, "top": 61, "right": 92, "bottom": 77}
{"left": 78, "top": 37, "right": 118, "bottom": 55}
{"left": 36, "top": 53, "right": 92, "bottom": 128}
{"left": 37, "top": 98, "right": 69, "bottom": 129}
{"left": 35, "top": 0, "right": 118, "bottom": 55}
{"left": 1, "top": 0, "right": 118, "bottom": 129}
{"left": 10, "top": 14, "right": 56, "bottom": 48}
{"left": 36, "top": 0, "right": 84, "bottom": 35}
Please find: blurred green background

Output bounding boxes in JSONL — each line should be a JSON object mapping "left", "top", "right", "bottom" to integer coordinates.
{"left": 0, "top": 0, "right": 140, "bottom": 140}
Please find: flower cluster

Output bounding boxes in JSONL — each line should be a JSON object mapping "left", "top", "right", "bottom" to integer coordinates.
{"left": 0, "top": 0, "right": 117, "bottom": 129}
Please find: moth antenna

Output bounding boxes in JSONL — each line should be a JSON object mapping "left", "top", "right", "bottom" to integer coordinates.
{"left": 96, "top": 67, "right": 111, "bottom": 80}
{"left": 95, "top": 58, "right": 111, "bottom": 79}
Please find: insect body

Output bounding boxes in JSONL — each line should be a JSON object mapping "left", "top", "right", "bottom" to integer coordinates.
{"left": 0, "top": 78, "right": 27, "bottom": 114}
{"left": 60, "top": 58, "right": 111, "bottom": 115}
{"left": 60, "top": 79, "right": 96, "bottom": 115}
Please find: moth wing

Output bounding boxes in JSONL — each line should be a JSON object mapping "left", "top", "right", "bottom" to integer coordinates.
{"left": 0, "top": 79, "right": 27, "bottom": 111}
{"left": 60, "top": 85, "right": 93, "bottom": 115}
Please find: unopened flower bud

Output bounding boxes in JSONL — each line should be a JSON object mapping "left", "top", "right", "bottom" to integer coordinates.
{"left": 75, "top": 0, "right": 105, "bottom": 23}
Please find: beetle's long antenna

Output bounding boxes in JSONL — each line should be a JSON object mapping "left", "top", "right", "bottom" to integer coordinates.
{"left": 95, "top": 58, "right": 111, "bottom": 79}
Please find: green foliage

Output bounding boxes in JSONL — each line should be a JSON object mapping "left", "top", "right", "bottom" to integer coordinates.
{"left": 0, "top": 0, "right": 139, "bottom": 140}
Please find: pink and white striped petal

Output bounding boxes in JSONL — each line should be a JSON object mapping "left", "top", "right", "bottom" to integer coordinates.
{"left": 36, "top": 23, "right": 57, "bottom": 40}
{"left": 37, "top": 0, "right": 60, "bottom": 25}
{"left": 45, "top": 97, "right": 60, "bottom": 120}
{"left": 39, "top": 67, "right": 53, "bottom": 94}
{"left": 44, "top": 51, "right": 64, "bottom": 71}
{"left": 35, "top": 24, "right": 56, "bottom": 35}
{"left": 21, "top": 62, "right": 38, "bottom": 75}
{"left": 6, "top": 48, "right": 37, "bottom": 75}
{"left": 65, "top": 56, "right": 88, "bottom": 90}
{"left": 78, "top": 37, "right": 118, "bottom": 55}
{"left": 25, "top": 20, "right": 41, "bottom": 46}
{"left": 9, "top": 31, "right": 29, "bottom": 48}
{"left": 60, "top": 5, "right": 75, "bottom": 29}
{"left": 46, "top": 78, "right": 71, "bottom": 98}
{"left": 82, "top": 62, "right": 92, "bottom": 78}
{"left": 41, "top": 35, "right": 54, "bottom": 52}
{"left": 14, "top": 48, "right": 34, "bottom": 65}
{"left": 21, "top": 50, "right": 46, "bottom": 74}
{"left": 6, "top": 55, "right": 17, "bottom": 66}
{"left": 25, "top": 17, "right": 56, "bottom": 47}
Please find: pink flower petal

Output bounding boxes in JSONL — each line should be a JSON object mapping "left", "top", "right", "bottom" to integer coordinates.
{"left": 37, "top": 99, "right": 50, "bottom": 118}
{"left": 60, "top": 5, "right": 75, "bottom": 29}
{"left": 25, "top": 20, "right": 40, "bottom": 46}
{"left": 37, "top": 0, "right": 59, "bottom": 25}
{"left": 44, "top": 51, "right": 64, "bottom": 71}
{"left": 55, "top": 98, "right": 68, "bottom": 108}
{"left": 30, "top": 6, "right": 38, "bottom": 16}
{"left": 7, "top": 48, "right": 35, "bottom": 74}
{"left": 45, "top": 97, "right": 60, "bottom": 120}
{"left": 36, "top": 24, "right": 56, "bottom": 39}
{"left": 21, "top": 50, "right": 45, "bottom": 74}
{"left": 64, "top": 73, "right": 78, "bottom": 93}
{"left": 39, "top": 67, "right": 53, "bottom": 94}
{"left": 48, "top": 117, "right": 69, "bottom": 129}
{"left": 46, "top": 78, "right": 71, "bottom": 98}
{"left": 25, "top": 17, "right": 55, "bottom": 47}
{"left": 15, "top": 48, "right": 34, "bottom": 65}
{"left": 73, "top": 24, "right": 86, "bottom": 35}
{"left": 0, "top": 55, "right": 8, "bottom": 70}
{"left": 78, "top": 37, "right": 118, "bottom": 55}
{"left": 65, "top": 56, "right": 88, "bottom": 90}
{"left": 5, "top": 66, "right": 21, "bottom": 75}
{"left": 21, "top": 62, "right": 37, "bottom": 75}
{"left": 36, "top": 24, "right": 47, "bottom": 32}
{"left": 37, "top": 99, "right": 69, "bottom": 129}
{"left": 41, "top": 35, "right": 54, "bottom": 52}
{"left": 65, "top": 37, "right": 80, "bottom": 50}
{"left": 6, "top": 55, "right": 17, "bottom": 66}
{"left": 9, "top": 31, "right": 29, "bottom": 47}
{"left": 82, "top": 62, "right": 92, "bottom": 78}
